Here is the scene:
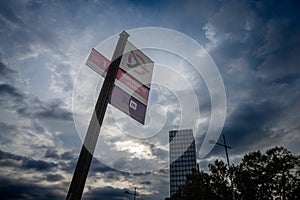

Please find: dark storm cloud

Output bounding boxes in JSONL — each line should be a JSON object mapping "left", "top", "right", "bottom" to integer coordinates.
{"left": 0, "top": 55, "right": 72, "bottom": 122}
{"left": 21, "top": 159, "right": 58, "bottom": 171}
{"left": 0, "top": 149, "right": 122, "bottom": 199}
{"left": 44, "top": 149, "right": 60, "bottom": 159}
{"left": 149, "top": 143, "right": 168, "bottom": 160}
{"left": 0, "top": 1, "right": 24, "bottom": 26}
{"left": 200, "top": 99, "right": 289, "bottom": 160}
{"left": 90, "top": 158, "right": 114, "bottom": 175}
{"left": 0, "top": 56, "right": 24, "bottom": 95}
{"left": 44, "top": 148, "right": 76, "bottom": 161}
{"left": 0, "top": 84, "right": 24, "bottom": 101}
{"left": 255, "top": 2, "right": 300, "bottom": 82}
{"left": 0, "top": 149, "right": 23, "bottom": 162}
{"left": 0, "top": 122, "right": 17, "bottom": 145}
{"left": 216, "top": 1, "right": 300, "bottom": 82}
{"left": 0, "top": 149, "right": 58, "bottom": 172}
{"left": 33, "top": 99, "right": 72, "bottom": 121}
{"left": 58, "top": 150, "right": 115, "bottom": 176}
{"left": 257, "top": 34, "right": 300, "bottom": 83}
{"left": 0, "top": 175, "right": 64, "bottom": 200}
{"left": 59, "top": 155, "right": 78, "bottom": 173}
{"left": 0, "top": 1, "right": 65, "bottom": 61}
{"left": 0, "top": 0, "right": 299, "bottom": 199}
{"left": 83, "top": 186, "right": 129, "bottom": 200}
{"left": 16, "top": 98, "right": 73, "bottom": 121}
{"left": 0, "top": 60, "right": 16, "bottom": 78}
{"left": 0, "top": 82, "right": 72, "bottom": 121}
{"left": 112, "top": 157, "right": 128, "bottom": 170}
{"left": 61, "top": 151, "right": 76, "bottom": 160}
{"left": 222, "top": 101, "right": 280, "bottom": 153}
{"left": 205, "top": 0, "right": 300, "bottom": 83}
{"left": 43, "top": 150, "right": 78, "bottom": 173}
{"left": 140, "top": 181, "right": 152, "bottom": 185}
{"left": 197, "top": 0, "right": 300, "bottom": 157}
{"left": 46, "top": 173, "right": 64, "bottom": 182}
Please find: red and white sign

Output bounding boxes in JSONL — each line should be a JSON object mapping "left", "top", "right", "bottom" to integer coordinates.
{"left": 85, "top": 44, "right": 154, "bottom": 124}
{"left": 115, "top": 68, "right": 149, "bottom": 105}
{"left": 86, "top": 48, "right": 150, "bottom": 105}
{"left": 120, "top": 41, "right": 154, "bottom": 88}
{"left": 86, "top": 48, "right": 110, "bottom": 77}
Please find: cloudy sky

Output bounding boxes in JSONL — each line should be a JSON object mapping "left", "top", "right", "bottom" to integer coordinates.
{"left": 1, "top": 0, "right": 300, "bottom": 199}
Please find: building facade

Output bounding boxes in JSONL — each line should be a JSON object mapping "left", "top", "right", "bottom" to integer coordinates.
{"left": 169, "top": 129, "right": 197, "bottom": 197}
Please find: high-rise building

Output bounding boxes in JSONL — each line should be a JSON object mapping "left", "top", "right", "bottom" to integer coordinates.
{"left": 169, "top": 129, "right": 197, "bottom": 197}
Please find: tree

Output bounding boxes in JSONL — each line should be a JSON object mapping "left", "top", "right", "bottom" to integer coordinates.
{"left": 208, "top": 160, "right": 233, "bottom": 200}
{"left": 235, "top": 146, "right": 299, "bottom": 200}
{"left": 234, "top": 150, "right": 271, "bottom": 200}
{"left": 170, "top": 146, "right": 299, "bottom": 200}
{"left": 170, "top": 160, "right": 232, "bottom": 200}
{"left": 265, "top": 147, "right": 299, "bottom": 200}
{"left": 171, "top": 169, "right": 220, "bottom": 200}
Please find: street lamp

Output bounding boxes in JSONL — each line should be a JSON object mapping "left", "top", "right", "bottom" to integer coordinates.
{"left": 209, "top": 134, "right": 235, "bottom": 200}
{"left": 125, "top": 187, "right": 137, "bottom": 200}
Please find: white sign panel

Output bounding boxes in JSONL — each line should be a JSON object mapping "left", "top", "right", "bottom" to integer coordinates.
{"left": 120, "top": 41, "right": 154, "bottom": 88}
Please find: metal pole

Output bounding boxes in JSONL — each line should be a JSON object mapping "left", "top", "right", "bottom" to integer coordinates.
{"left": 134, "top": 187, "right": 136, "bottom": 200}
{"left": 125, "top": 187, "right": 137, "bottom": 200}
{"left": 66, "top": 31, "right": 129, "bottom": 200}
{"left": 222, "top": 134, "right": 235, "bottom": 200}
{"left": 223, "top": 134, "right": 230, "bottom": 167}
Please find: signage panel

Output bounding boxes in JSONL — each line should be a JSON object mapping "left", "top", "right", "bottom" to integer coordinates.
{"left": 86, "top": 48, "right": 150, "bottom": 105}
{"left": 120, "top": 41, "right": 154, "bottom": 88}
{"left": 109, "top": 85, "right": 147, "bottom": 124}
{"left": 115, "top": 68, "right": 149, "bottom": 105}
{"left": 86, "top": 43, "right": 154, "bottom": 124}
{"left": 86, "top": 48, "right": 110, "bottom": 77}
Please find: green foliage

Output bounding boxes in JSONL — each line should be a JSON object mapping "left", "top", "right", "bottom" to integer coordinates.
{"left": 170, "top": 146, "right": 299, "bottom": 200}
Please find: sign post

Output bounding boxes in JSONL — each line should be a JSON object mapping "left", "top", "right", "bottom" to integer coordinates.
{"left": 66, "top": 31, "right": 129, "bottom": 200}
{"left": 85, "top": 46, "right": 154, "bottom": 125}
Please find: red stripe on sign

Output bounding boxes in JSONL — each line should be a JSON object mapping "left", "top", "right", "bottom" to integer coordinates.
{"left": 86, "top": 49, "right": 150, "bottom": 104}
{"left": 116, "top": 69, "right": 149, "bottom": 102}
{"left": 86, "top": 48, "right": 110, "bottom": 75}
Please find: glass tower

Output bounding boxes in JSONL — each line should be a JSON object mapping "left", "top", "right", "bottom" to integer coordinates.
{"left": 169, "top": 129, "right": 197, "bottom": 197}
